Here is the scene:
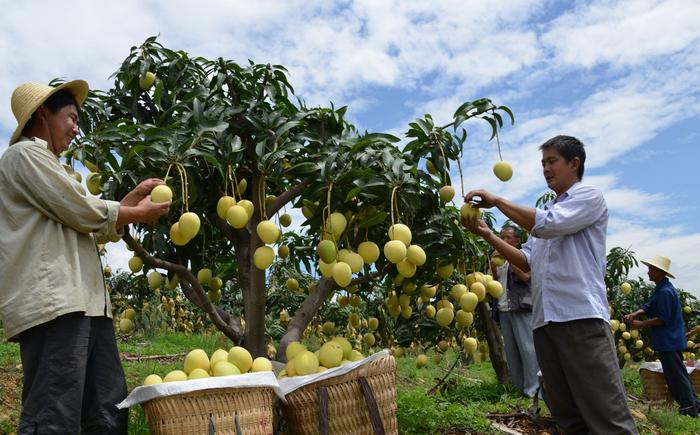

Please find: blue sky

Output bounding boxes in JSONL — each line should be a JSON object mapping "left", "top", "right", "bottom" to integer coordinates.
{"left": 1, "top": 0, "right": 699, "bottom": 295}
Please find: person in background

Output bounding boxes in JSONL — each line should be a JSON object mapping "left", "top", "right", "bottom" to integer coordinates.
{"left": 0, "top": 80, "right": 170, "bottom": 434}
{"left": 624, "top": 255, "right": 700, "bottom": 417}
{"left": 490, "top": 225, "right": 540, "bottom": 398}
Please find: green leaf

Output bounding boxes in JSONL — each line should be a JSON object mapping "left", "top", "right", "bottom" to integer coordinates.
{"left": 358, "top": 211, "right": 387, "bottom": 228}
{"left": 498, "top": 105, "right": 515, "bottom": 124}
{"left": 485, "top": 117, "right": 498, "bottom": 141}
{"left": 288, "top": 162, "right": 319, "bottom": 176}
{"left": 197, "top": 120, "right": 228, "bottom": 135}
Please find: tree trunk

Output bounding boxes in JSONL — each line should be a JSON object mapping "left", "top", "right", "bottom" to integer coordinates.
{"left": 378, "top": 309, "right": 390, "bottom": 348}
{"left": 477, "top": 301, "right": 511, "bottom": 385}
{"left": 277, "top": 269, "right": 386, "bottom": 362}
{"left": 243, "top": 169, "right": 267, "bottom": 357}
{"left": 278, "top": 278, "right": 337, "bottom": 362}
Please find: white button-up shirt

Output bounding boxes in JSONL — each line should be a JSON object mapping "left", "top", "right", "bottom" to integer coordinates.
{"left": 0, "top": 137, "right": 122, "bottom": 340}
{"left": 521, "top": 182, "right": 610, "bottom": 330}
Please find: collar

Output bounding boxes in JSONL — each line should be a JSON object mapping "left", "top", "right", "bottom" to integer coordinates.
{"left": 546, "top": 181, "right": 582, "bottom": 207}
{"left": 17, "top": 136, "right": 49, "bottom": 149}
{"left": 654, "top": 277, "right": 670, "bottom": 290}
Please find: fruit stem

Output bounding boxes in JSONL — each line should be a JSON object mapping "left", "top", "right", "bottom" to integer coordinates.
{"left": 457, "top": 158, "right": 465, "bottom": 199}
{"left": 390, "top": 186, "right": 399, "bottom": 226}
{"left": 323, "top": 182, "right": 334, "bottom": 239}
{"left": 438, "top": 142, "right": 449, "bottom": 186}
{"left": 175, "top": 163, "right": 189, "bottom": 212}
{"left": 492, "top": 109, "right": 503, "bottom": 161}
{"left": 163, "top": 163, "right": 173, "bottom": 184}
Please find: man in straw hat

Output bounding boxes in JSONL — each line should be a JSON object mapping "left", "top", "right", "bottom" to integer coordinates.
{"left": 462, "top": 135, "right": 637, "bottom": 434}
{"left": 0, "top": 80, "right": 170, "bottom": 433}
{"left": 624, "top": 256, "right": 700, "bottom": 417}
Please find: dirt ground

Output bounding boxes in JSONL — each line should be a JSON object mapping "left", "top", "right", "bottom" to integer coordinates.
{"left": 0, "top": 366, "right": 21, "bottom": 434}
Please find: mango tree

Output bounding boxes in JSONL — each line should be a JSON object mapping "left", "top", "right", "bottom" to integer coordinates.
{"left": 73, "top": 37, "right": 515, "bottom": 360}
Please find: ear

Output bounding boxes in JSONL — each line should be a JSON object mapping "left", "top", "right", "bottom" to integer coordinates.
{"left": 34, "top": 105, "right": 49, "bottom": 122}
{"left": 570, "top": 156, "right": 581, "bottom": 171}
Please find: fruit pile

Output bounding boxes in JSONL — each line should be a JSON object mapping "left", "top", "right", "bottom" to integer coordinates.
{"left": 142, "top": 346, "right": 273, "bottom": 385}
{"left": 278, "top": 337, "right": 366, "bottom": 378}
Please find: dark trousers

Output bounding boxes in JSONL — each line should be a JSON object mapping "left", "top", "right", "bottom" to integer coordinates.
{"left": 658, "top": 350, "right": 700, "bottom": 416}
{"left": 18, "top": 312, "right": 128, "bottom": 434}
{"left": 533, "top": 319, "right": 637, "bottom": 434}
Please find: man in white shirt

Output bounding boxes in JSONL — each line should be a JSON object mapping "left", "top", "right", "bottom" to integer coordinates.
{"left": 462, "top": 136, "right": 637, "bottom": 434}
{"left": 0, "top": 81, "right": 170, "bottom": 434}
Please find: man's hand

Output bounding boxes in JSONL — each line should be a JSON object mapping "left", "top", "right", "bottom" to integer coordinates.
{"left": 623, "top": 313, "right": 637, "bottom": 323}
{"left": 687, "top": 325, "right": 700, "bottom": 338}
{"left": 464, "top": 189, "right": 499, "bottom": 209}
{"left": 629, "top": 319, "right": 644, "bottom": 330}
{"left": 135, "top": 196, "right": 170, "bottom": 224}
{"left": 462, "top": 216, "right": 493, "bottom": 239}
{"left": 121, "top": 178, "right": 165, "bottom": 207}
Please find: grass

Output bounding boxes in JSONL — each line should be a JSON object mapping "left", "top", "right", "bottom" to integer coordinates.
{"left": 1, "top": 330, "right": 700, "bottom": 434}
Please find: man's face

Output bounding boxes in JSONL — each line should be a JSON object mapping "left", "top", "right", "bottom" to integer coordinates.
{"left": 541, "top": 148, "right": 579, "bottom": 195}
{"left": 44, "top": 104, "right": 79, "bottom": 155}
{"left": 500, "top": 229, "right": 519, "bottom": 247}
{"left": 647, "top": 265, "right": 666, "bottom": 282}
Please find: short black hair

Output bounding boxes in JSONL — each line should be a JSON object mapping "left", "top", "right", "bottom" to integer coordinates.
{"left": 500, "top": 225, "right": 521, "bottom": 238}
{"left": 23, "top": 89, "right": 79, "bottom": 132}
{"left": 539, "top": 135, "right": 586, "bottom": 179}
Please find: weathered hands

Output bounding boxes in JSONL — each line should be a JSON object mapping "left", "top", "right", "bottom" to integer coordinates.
{"left": 135, "top": 195, "right": 170, "bottom": 224}
{"left": 464, "top": 189, "right": 498, "bottom": 209}
{"left": 629, "top": 319, "right": 643, "bottom": 330}
{"left": 121, "top": 178, "right": 166, "bottom": 207}
{"left": 461, "top": 216, "right": 492, "bottom": 239}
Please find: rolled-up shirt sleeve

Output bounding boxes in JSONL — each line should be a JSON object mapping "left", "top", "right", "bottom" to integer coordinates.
{"left": 521, "top": 236, "right": 533, "bottom": 266}
{"left": 11, "top": 144, "right": 122, "bottom": 240}
{"left": 531, "top": 186, "right": 606, "bottom": 239}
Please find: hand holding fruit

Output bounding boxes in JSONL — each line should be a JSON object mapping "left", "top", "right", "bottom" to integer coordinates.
{"left": 121, "top": 178, "right": 167, "bottom": 207}
{"left": 464, "top": 189, "right": 499, "bottom": 209}
{"left": 135, "top": 195, "right": 170, "bottom": 223}
{"left": 490, "top": 251, "right": 504, "bottom": 270}
{"left": 461, "top": 216, "right": 492, "bottom": 239}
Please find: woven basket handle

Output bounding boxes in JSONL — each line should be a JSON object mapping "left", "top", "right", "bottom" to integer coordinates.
{"left": 359, "top": 377, "right": 385, "bottom": 435}
{"left": 318, "top": 377, "right": 385, "bottom": 435}
{"left": 207, "top": 413, "right": 244, "bottom": 435}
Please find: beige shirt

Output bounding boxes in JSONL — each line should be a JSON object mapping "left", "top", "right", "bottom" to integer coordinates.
{"left": 0, "top": 137, "right": 122, "bottom": 341}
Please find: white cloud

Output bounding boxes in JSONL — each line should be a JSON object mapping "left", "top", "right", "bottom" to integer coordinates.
{"left": 608, "top": 218, "right": 700, "bottom": 297}
{"left": 543, "top": 0, "right": 700, "bottom": 68}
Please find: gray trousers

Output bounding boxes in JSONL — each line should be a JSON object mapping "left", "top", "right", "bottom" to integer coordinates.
{"left": 18, "top": 312, "right": 128, "bottom": 434}
{"left": 533, "top": 319, "right": 637, "bottom": 435}
{"left": 500, "top": 310, "right": 540, "bottom": 397}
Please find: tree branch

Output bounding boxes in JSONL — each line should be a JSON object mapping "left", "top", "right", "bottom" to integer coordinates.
{"left": 267, "top": 177, "right": 312, "bottom": 217}
{"left": 123, "top": 231, "right": 243, "bottom": 343}
{"left": 277, "top": 267, "right": 388, "bottom": 361}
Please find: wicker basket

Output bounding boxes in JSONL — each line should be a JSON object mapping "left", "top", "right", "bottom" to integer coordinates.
{"left": 639, "top": 368, "right": 674, "bottom": 402}
{"left": 690, "top": 369, "right": 700, "bottom": 392}
{"left": 283, "top": 354, "right": 398, "bottom": 435}
{"left": 640, "top": 366, "right": 700, "bottom": 402}
{"left": 142, "top": 386, "right": 275, "bottom": 435}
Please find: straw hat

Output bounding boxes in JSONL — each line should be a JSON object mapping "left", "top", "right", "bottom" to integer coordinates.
{"left": 641, "top": 255, "right": 675, "bottom": 279}
{"left": 9, "top": 80, "right": 89, "bottom": 145}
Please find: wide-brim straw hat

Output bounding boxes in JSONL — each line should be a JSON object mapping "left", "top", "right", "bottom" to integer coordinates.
{"left": 641, "top": 255, "right": 675, "bottom": 279}
{"left": 9, "top": 80, "right": 89, "bottom": 145}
